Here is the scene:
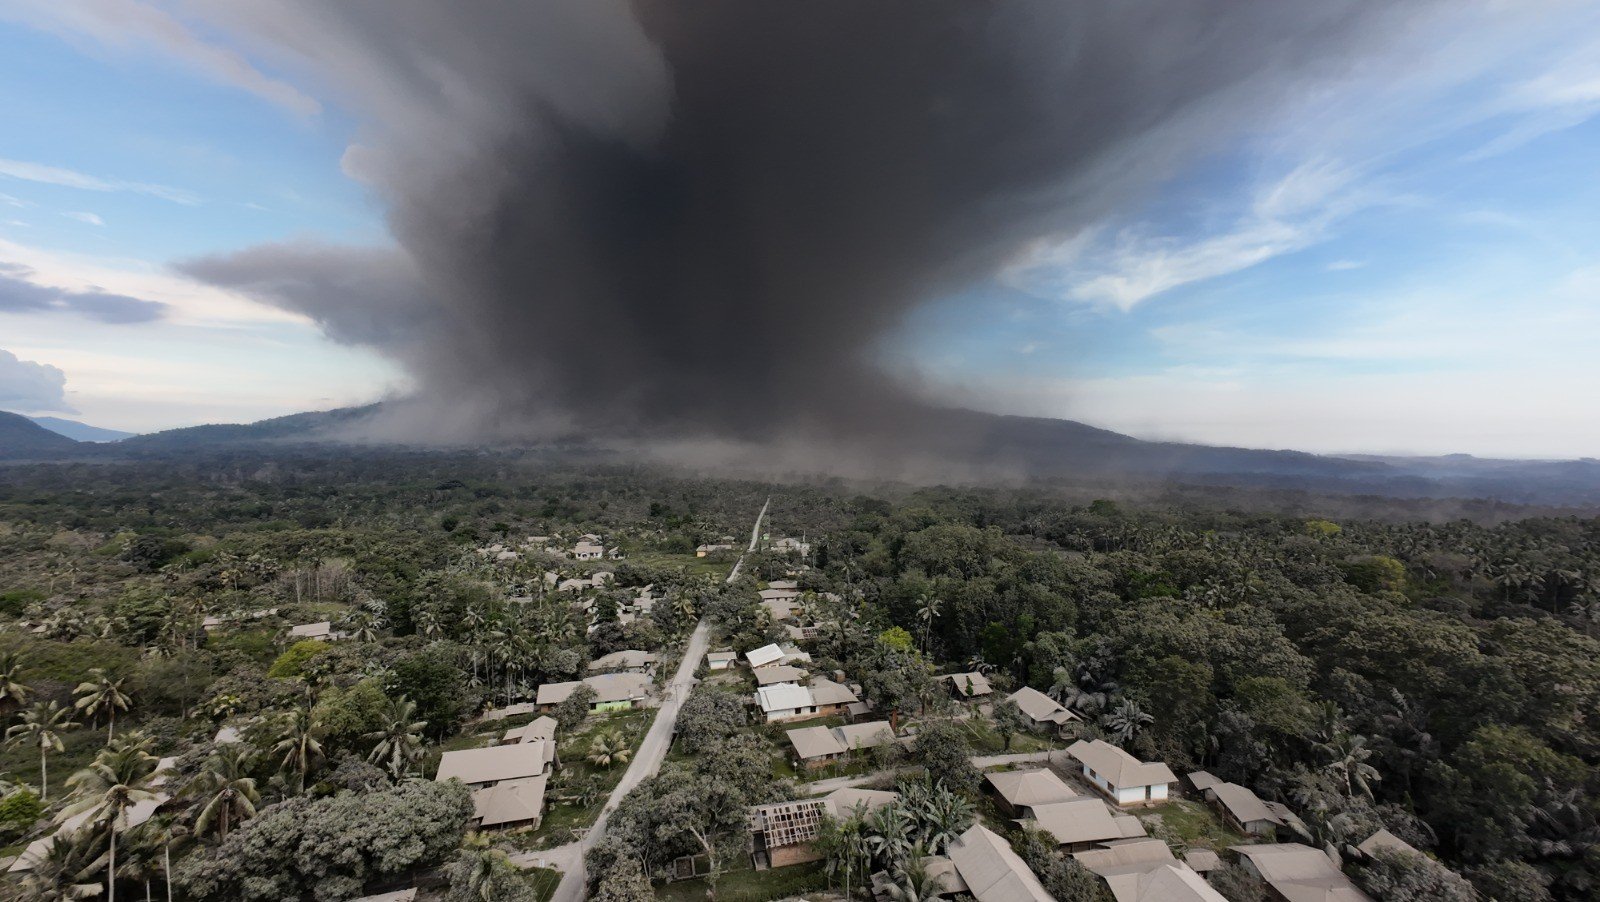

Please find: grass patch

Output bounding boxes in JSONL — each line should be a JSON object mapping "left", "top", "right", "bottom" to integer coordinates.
{"left": 655, "top": 857, "right": 830, "bottom": 902}
{"left": 524, "top": 866, "right": 561, "bottom": 902}
{"left": 1139, "top": 799, "right": 1246, "bottom": 851}
{"left": 626, "top": 550, "right": 733, "bottom": 580}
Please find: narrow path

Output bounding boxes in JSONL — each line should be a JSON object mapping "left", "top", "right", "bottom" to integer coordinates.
{"left": 520, "top": 496, "right": 770, "bottom": 900}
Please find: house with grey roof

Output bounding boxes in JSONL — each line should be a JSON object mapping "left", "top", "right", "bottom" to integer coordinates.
{"left": 1232, "top": 843, "right": 1373, "bottom": 902}
{"left": 785, "top": 720, "right": 894, "bottom": 768}
{"left": 943, "top": 671, "right": 994, "bottom": 699}
{"left": 1196, "top": 776, "right": 1284, "bottom": 837}
{"left": 436, "top": 742, "right": 554, "bottom": 831}
{"left": 1027, "top": 797, "right": 1147, "bottom": 852}
{"left": 1074, "top": 838, "right": 1227, "bottom": 902}
{"left": 1068, "top": 738, "right": 1177, "bottom": 807}
{"left": 985, "top": 767, "right": 1079, "bottom": 818}
{"left": 535, "top": 671, "right": 651, "bottom": 711}
{"left": 586, "top": 649, "right": 660, "bottom": 674}
{"left": 1008, "top": 686, "right": 1079, "bottom": 730}
{"left": 945, "top": 823, "right": 1053, "bottom": 902}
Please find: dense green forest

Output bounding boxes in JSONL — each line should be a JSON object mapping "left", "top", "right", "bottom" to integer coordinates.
{"left": 0, "top": 453, "right": 1594, "bottom": 900}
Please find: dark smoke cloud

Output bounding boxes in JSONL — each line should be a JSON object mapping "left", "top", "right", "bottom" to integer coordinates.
{"left": 182, "top": 1, "right": 1430, "bottom": 450}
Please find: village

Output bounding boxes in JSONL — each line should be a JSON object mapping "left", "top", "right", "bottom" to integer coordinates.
{"left": 0, "top": 479, "right": 1535, "bottom": 902}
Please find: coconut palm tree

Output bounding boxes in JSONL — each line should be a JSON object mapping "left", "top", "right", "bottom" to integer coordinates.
{"left": 1102, "top": 698, "right": 1153, "bottom": 746}
{"left": 272, "top": 708, "right": 325, "bottom": 795}
{"left": 365, "top": 696, "right": 428, "bottom": 779}
{"left": 445, "top": 832, "right": 526, "bottom": 901}
{"left": 0, "top": 650, "right": 32, "bottom": 714}
{"left": 192, "top": 744, "right": 259, "bottom": 840}
{"left": 586, "top": 730, "right": 632, "bottom": 769}
{"left": 6, "top": 701, "right": 79, "bottom": 801}
{"left": 880, "top": 845, "right": 943, "bottom": 902}
{"left": 60, "top": 740, "right": 159, "bottom": 902}
{"left": 914, "top": 595, "right": 941, "bottom": 653}
{"left": 74, "top": 669, "right": 133, "bottom": 740}
{"left": 1319, "top": 733, "right": 1381, "bottom": 799}
{"left": 14, "top": 829, "right": 102, "bottom": 902}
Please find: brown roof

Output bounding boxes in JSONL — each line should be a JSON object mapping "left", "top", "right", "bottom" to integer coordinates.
{"left": 755, "top": 664, "right": 809, "bottom": 686}
{"left": 1009, "top": 686, "right": 1078, "bottom": 724}
{"left": 808, "top": 677, "right": 860, "bottom": 706}
{"left": 945, "top": 672, "right": 994, "bottom": 696}
{"left": 536, "top": 672, "right": 651, "bottom": 705}
{"left": 472, "top": 775, "right": 548, "bottom": 828}
{"left": 947, "top": 824, "right": 1053, "bottom": 902}
{"left": 1210, "top": 782, "right": 1282, "bottom": 826}
{"left": 1231, "top": 844, "right": 1374, "bottom": 902}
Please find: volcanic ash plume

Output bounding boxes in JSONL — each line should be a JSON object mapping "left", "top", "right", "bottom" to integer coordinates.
{"left": 184, "top": 0, "right": 1424, "bottom": 454}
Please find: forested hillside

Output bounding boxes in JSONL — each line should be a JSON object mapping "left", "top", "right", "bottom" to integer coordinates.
{"left": 0, "top": 454, "right": 1593, "bottom": 900}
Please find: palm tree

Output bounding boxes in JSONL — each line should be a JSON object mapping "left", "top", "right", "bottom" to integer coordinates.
{"left": 272, "top": 708, "right": 325, "bottom": 795}
{"left": 0, "top": 650, "right": 32, "bottom": 713}
{"left": 586, "top": 730, "right": 632, "bottom": 769}
{"left": 880, "top": 845, "right": 943, "bottom": 902}
{"left": 914, "top": 594, "right": 941, "bottom": 653}
{"left": 365, "top": 696, "right": 428, "bottom": 779}
{"left": 15, "top": 830, "right": 102, "bottom": 901}
{"left": 864, "top": 803, "right": 914, "bottom": 870}
{"left": 74, "top": 669, "right": 133, "bottom": 740}
{"left": 1101, "top": 698, "right": 1153, "bottom": 746}
{"left": 446, "top": 832, "right": 526, "bottom": 901}
{"left": 914, "top": 786, "right": 973, "bottom": 854}
{"left": 60, "top": 741, "right": 159, "bottom": 902}
{"left": 135, "top": 815, "right": 189, "bottom": 902}
{"left": 6, "top": 701, "right": 79, "bottom": 801}
{"left": 193, "top": 745, "right": 259, "bottom": 840}
{"left": 1319, "top": 733, "right": 1381, "bottom": 799}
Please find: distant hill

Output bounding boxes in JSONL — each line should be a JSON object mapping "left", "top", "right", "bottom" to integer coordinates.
{"left": 110, "top": 405, "right": 382, "bottom": 454}
{"left": 5, "top": 401, "right": 1600, "bottom": 506}
{"left": 27, "top": 416, "right": 136, "bottom": 443}
{"left": 0, "top": 411, "right": 81, "bottom": 459}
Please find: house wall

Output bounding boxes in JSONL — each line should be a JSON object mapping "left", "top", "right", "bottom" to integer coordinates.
{"left": 769, "top": 843, "right": 824, "bottom": 868}
{"left": 765, "top": 706, "right": 822, "bottom": 723}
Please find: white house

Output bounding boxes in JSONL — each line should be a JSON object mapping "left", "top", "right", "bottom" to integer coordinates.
{"left": 707, "top": 650, "right": 737, "bottom": 671}
{"left": 1067, "top": 739, "right": 1176, "bottom": 807}
{"left": 571, "top": 540, "right": 605, "bottom": 560}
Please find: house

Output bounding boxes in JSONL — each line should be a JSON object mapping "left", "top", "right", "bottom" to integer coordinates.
{"left": 771, "top": 537, "right": 811, "bottom": 556}
{"left": 945, "top": 823, "right": 1054, "bottom": 902}
{"left": 754, "top": 664, "right": 809, "bottom": 687}
{"left": 436, "top": 743, "right": 554, "bottom": 831}
{"left": 1027, "top": 797, "right": 1147, "bottom": 852}
{"left": 1356, "top": 828, "right": 1421, "bottom": 860}
{"left": 436, "top": 742, "right": 555, "bottom": 789}
{"left": 785, "top": 721, "right": 895, "bottom": 768}
{"left": 536, "top": 672, "right": 652, "bottom": 711}
{"left": 587, "top": 650, "right": 660, "bottom": 674}
{"left": 1200, "top": 778, "right": 1285, "bottom": 836}
{"left": 944, "top": 672, "right": 994, "bottom": 699}
{"left": 479, "top": 702, "right": 539, "bottom": 722}
{"left": 501, "top": 715, "right": 558, "bottom": 746}
{"left": 1067, "top": 739, "right": 1177, "bottom": 807}
{"left": 759, "top": 587, "right": 803, "bottom": 621}
{"left": 707, "top": 650, "right": 737, "bottom": 671}
{"left": 985, "top": 767, "right": 1079, "bottom": 818}
{"left": 808, "top": 678, "right": 860, "bottom": 716}
{"left": 768, "top": 579, "right": 800, "bottom": 590}
{"left": 1008, "top": 686, "right": 1079, "bottom": 730}
{"left": 748, "top": 788, "right": 898, "bottom": 869}
{"left": 352, "top": 891, "right": 418, "bottom": 902}
{"left": 695, "top": 541, "right": 736, "bottom": 557}
{"left": 757, "top": 683, "right": 819, "bottom": 722}
{"left": 1184, "top": 849, "right": 1223, "bottom": 873}
{"left": 1074, "top": 839, "right": 1227, "bottom": 902}
{"left": 1231, "top": 843, "right": 1374, "bottom": 902}
{"left": 571, "top": 540, "right": 605, "bottom": 560}
{"left": 746, "top": 643, "right": 786, "bottom": 669}
{"left": 287, "top": 621, "right": 344, "bottom": 641}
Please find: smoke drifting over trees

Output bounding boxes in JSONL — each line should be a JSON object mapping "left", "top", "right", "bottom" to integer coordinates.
{"left": 183, "top": 1, "right": 1428, "bottom": 450}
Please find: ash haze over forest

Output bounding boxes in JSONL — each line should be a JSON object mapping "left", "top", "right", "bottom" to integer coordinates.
{"left": 172, "top": 1, "right": 1468, "bottom": 449}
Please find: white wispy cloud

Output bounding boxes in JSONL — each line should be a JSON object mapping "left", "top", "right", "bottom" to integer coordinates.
{"left": 0, "top": 157, "right": 199, "bottom": 205}
{"left": 63, "top": 211, "right": 105, "bottom": 226}
{"left": 4, "top": 0, "right": 321, "bottom": 118}
{"left": 1009, "top": 159, "right": 1379, "bottom": 310}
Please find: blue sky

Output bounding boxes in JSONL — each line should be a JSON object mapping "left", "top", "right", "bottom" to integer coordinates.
{"left": 1, "top": 2, "right": 1599, "bottom": 457}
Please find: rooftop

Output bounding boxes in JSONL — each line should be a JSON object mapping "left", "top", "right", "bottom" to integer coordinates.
{"left": 1068, "top": 738, "right": 1177, "bottom": 788}
{"left": 437, "top": 742, "right": 551, "bottom": 785}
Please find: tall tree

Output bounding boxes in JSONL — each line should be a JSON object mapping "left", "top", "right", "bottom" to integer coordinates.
{"left": 6, "top": 701, "right": 79, "bottom": 801}
{"left": 365, "top": 696, "right": 428, "bottom": 780}
{"left": 193, "top": 745, "right": 259, "bottom": 840}
{"left": 73, "top": 669, "right": 132, "bottom": 740}
{"left": 60, "top": 739, "right": 159, "bottom": 902}
{"left": 272, "top": 708, "right": 325, "bottom": 795}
